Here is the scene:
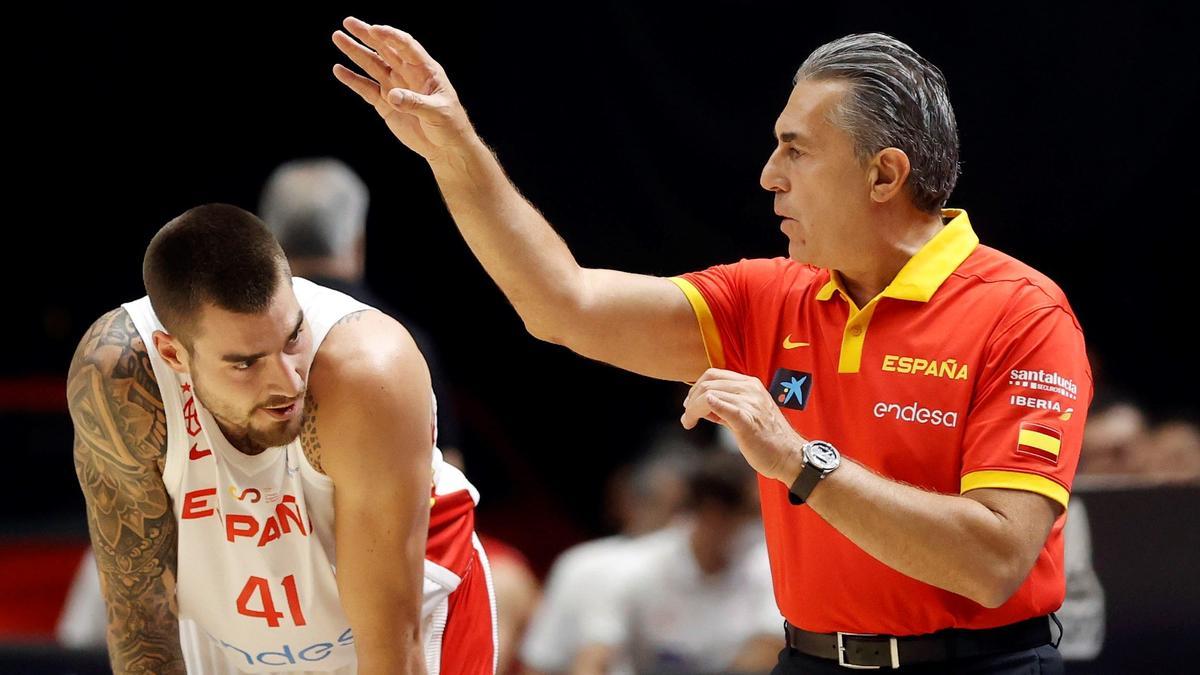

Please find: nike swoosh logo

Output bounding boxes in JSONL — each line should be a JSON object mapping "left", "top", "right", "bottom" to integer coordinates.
{"left": 782, "top": 335, "right": 810, "bottom": 349}
{"left": 189, "top": 444, "right": 212, "bottom": 460}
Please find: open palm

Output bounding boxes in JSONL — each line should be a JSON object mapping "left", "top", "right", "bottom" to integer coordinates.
{"left": 332, "top": 17, "right": 473, "bottom": 163}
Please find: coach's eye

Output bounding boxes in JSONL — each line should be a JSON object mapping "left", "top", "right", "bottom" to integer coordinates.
{"left": 788, "top": 147, "right": 804, "bottom": 159}
{"left": 234, "top": 360, "right": 256, "bottom": 371}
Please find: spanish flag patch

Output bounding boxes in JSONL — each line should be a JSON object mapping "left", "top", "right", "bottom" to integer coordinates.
{"left": 1017, "top": 422, "right": 1063, "bottom": 465}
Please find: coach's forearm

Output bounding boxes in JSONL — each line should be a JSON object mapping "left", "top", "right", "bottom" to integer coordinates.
{"left": 799, "top": 458, "right": 1027, "bottom": 608}
{"left": 429, "top": 138, "right": 586, "bottom": 341}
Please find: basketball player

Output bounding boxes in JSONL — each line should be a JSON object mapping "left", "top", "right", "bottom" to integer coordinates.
{"left": 67, "top": 204, "right": 496, "bottom": 674}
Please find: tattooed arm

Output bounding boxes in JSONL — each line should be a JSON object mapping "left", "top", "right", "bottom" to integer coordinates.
{"left": 67, "top": 308, "right": 185, "bottom": 674}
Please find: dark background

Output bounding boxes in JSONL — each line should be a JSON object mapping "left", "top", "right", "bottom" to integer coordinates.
{"left": 8, "top": 0, "right": 1196, "bottom": 597}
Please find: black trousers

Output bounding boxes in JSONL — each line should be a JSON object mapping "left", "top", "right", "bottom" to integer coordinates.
{"left": 771, "top": 644, "right": 1063, "bottom": 674}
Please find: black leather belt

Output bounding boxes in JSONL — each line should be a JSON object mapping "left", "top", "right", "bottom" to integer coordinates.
{"left": 784, "top": 616, "right": 1052, "bottom": 669}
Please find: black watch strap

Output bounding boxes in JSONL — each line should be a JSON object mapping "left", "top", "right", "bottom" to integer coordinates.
{"left": 788, "top": 462, "right": 825, "bottom": 505}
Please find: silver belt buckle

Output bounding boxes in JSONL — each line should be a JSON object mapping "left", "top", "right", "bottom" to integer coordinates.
{"left": 836, "top": 632, "right": 900, "bottom": 669}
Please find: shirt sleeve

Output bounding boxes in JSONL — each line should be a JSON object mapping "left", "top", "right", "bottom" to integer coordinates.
{"left": 672, "top": 259, "right": 790, "bottom": 374}
{"left": 959, "top": 305, "right": 1094, "bottom": 510}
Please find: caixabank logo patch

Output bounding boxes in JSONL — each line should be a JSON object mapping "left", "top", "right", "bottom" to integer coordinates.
{"left": 769, "top": 368, "right": 813, "bottom": 411}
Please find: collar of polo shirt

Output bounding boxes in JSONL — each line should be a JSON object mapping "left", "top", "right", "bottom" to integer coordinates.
{"left": 817, "top": 209, "right": 979, "bottom": 373}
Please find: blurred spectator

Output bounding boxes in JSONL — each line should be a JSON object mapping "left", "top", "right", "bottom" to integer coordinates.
{"left": 604, "top": 431, "right": 695, "bottom": 538}
{"left": 1058, "top": 497, "right": 1105, "bottom": 662}
{"left": 571, "top": 452, "right": 782, "bottom": 675}
{"left": 1144, "top": 420, "right": 1200, "bottom": 481}
{"left": 520, "top": 438, "right": 698, "bottom": 674}
{"left": 478, "top": 535, "right": 542, "bottom": 675}
{"left": 55, "top": 549, "right": 104, "bottom": 649}
{"left": 1078, "top": 349, "right": 1200, "bottom": 484}
{"left": 259, "top": 157, "right": 464, "bottom": 455}
{"left": 1079, "top": 401, "right": 1150, "bottom": 476}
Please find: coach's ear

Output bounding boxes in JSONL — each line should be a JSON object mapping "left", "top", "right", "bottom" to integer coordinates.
{"left": 153, "top": 330, "right": 190, "bottom": 373}
{"left": 868, "top": 146, "right": 912, "bottom": 205}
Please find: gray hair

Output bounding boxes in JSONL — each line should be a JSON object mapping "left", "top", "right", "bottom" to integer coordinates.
{"left": 795, "top": 33, "right": 960, "bottom": 213}
{"left": 258, "top": 158, "right": 369, "bottom": 258}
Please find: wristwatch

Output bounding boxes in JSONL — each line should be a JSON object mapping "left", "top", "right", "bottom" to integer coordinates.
{"left": 787, "top": 440, "right": 841, "bottom": 505}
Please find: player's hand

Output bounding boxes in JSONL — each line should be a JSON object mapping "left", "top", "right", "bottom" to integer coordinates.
{"left": 681, "top": 368, "right": 807, "bottom": 484}
{"left": 332, "top": 17, "right": 476, "bottom": 164}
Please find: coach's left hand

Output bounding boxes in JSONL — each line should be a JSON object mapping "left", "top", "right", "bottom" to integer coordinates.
{"left": 681, "top": 368, "right": 807, "bottom": 484}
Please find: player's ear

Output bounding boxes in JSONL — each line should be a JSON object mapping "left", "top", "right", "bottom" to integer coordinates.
{"left": 153, "top": 330, "right": 190, "bottom": 373}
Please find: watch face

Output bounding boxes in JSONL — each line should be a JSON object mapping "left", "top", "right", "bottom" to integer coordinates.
{"left": 806, "top": 441, "right": 839, "bottom": 470}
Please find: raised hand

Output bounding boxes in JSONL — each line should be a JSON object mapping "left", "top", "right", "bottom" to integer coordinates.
{"left": 332, "top": 17, "right": 477, "bottom": 164}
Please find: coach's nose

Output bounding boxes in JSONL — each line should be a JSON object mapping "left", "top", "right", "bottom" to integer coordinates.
{"left": 761, "top": 146, "right": 789, "bottom": 193}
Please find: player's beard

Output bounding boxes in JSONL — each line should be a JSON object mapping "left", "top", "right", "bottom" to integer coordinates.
{"left": 191, "top": 374, "right": 306, "bottom": 455}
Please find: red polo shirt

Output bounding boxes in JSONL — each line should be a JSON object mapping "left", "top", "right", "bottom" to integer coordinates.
{"left": 671, "top": 209, "right": 1093, "bottom": 635}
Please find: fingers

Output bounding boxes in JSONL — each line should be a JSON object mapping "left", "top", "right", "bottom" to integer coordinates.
{"left": 681, "top": 366, "right": 768, "bottom": 432}
{"left": 384, "top": 87, "right": 441, "bottom": 115}
{"left": 683, "top": 370, "right": 758, "bottom": 410}
{"left": 705, "top": 391, "right": 753, "bottom": 428}
{"left": 336, "top": 18, "right": 427, "bottom": 90}
{"left": 341, "top": 16, "right": 392, "bottom": 62}
{"left": 681, "top": 388, "right": 730, "bottom": 430}
{"left": 341, "top": 16, "right": 375, "bottom": 42}
{"left": 367, "top": 23, "right": 443, "bottom": 75}
{"left": 332, "top": 63, "right": 383, "bottom": 105}
{"left": 332, "top": 29, "right": 393, "bottom": 85}
{"left": 693, "top": 368, "right": 753, "bottom": 384}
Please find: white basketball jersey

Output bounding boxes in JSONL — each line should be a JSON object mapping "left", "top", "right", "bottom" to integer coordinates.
{"left": 122, "top": 277, "right": 481, "bottom": 674}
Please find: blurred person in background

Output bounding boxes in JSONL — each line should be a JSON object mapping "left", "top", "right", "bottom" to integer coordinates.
{"left": 1056, "top": 497, "right": 1105, "bottom": 663}
{"left": 520, "top": 433, "right": 697, "bottom": 675}
{"left": 55, "top": 548, "right": 105, "bottom": 649}
{"left": 572, "top": 451, "right": 783, "bottom": 675}
{"left": 1077, "top": 349, "right": 1200, "bottom": 484}
{"left": 478, "top": 534, "right": 541, "bottom": 675}
{"left": 260, "top": 157, "right": 464, "bottom": 461}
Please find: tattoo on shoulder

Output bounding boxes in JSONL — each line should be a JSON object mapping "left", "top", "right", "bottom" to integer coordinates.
{"left": 69, "top": 309, "right": 167, "bottom": 465}
{"left": 300, "top": 390, "right": 324, "bottom": 474}
{"left": 68, "top": 308, "right": 184, "bottom": 673}
{"left": 332, "top": 309, "right": 371, "bottom": 327}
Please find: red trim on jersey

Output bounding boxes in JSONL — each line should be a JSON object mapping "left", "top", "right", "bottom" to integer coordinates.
{"left": 438, "top": 546, "right": 495, "bottom": 674}
{"left": 427, "top": 489, "right": 476, "bottom": 577}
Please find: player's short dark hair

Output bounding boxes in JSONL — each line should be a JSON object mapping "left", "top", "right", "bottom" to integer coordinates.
{"left": 796, "top": 33, "right": 960, "bottom": 213}
{"left": 143, "top": 203, "right": 290, "bottom": 345}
